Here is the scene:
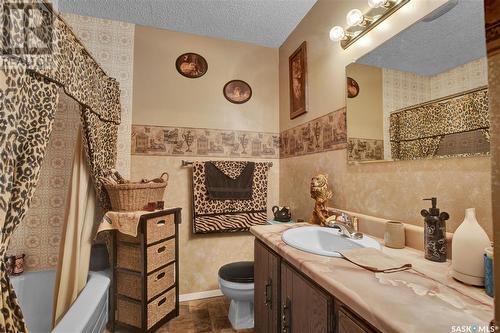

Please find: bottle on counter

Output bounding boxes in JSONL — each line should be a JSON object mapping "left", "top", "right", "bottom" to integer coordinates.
{"left": 420, "top": 197, "right": 449, "bottom": 262}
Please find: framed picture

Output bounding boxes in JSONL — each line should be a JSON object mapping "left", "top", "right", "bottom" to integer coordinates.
{"left": 223, "top": 80, "right": 252, "bottom": 104}
{"left": 175, "top": 52, "right": 208, "bottom": 78}
{"left": 289, "top": 41, "right": 308, "bottom": 119}
{"left": 347, "top": 77, "right": 360, "bottom": 98}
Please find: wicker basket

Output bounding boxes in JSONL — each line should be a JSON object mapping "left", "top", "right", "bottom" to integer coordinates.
{"left": 101, "top": 172, "right": 169, "bottom": 211}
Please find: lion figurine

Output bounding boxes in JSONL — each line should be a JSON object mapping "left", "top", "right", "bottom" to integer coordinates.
{"left": 309, "top": 174, "right": 333, "bottom": 226}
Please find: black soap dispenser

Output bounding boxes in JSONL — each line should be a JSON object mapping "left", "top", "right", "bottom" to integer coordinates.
{"left": 420, "top": 198, "right": 449, "bottom": 262}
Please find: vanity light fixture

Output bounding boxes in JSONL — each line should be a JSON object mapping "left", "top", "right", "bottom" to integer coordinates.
{"left": 331, "top": 0, "right": 410, "bottom": 49}
{"left": 368, "top": 0, "right": 390, "bottom": 9}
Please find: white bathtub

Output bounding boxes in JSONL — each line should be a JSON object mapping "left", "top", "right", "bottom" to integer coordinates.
{"left": 11, "top": 270, "right": 110, "bottom": 333}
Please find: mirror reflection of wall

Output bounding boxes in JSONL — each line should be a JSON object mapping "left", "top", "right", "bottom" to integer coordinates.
{"left": 346, "top": 0, "right": 489, "bottom": 163}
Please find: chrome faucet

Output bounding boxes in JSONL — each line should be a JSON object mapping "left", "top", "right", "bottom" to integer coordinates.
{"left": 325, "top": 216, "right": 363, "bottom": 239}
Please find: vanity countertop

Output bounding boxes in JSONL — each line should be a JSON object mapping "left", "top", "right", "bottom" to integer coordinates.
{"left": 250, "top": 223, "right": 493, "bottom": 333}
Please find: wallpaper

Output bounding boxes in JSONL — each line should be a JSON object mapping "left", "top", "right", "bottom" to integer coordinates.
{"left": 62, "top": 13, "right": 135, "bottom": 178}
{"left": 131, "top": 125, "right": 280, "bottom": 159}
{"left": 348, "top": 138, "right": 384, "bottom": 162}
{"left": 9, "top": 92, "right": 81, "bottom": 270}
{"left": 279, "top": 108, "right": 347, "bottom": 158}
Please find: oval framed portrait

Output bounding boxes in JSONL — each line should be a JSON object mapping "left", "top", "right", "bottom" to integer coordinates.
{"left": 223, "top": 80, "right": 252, "bottom": 104}
{"left": 347, "top": 77, "right": 360, "bottom": 98}
{"left": 175, "top": 52, "right": 208, "bottom": 78}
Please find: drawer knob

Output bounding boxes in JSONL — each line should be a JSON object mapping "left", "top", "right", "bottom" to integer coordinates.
{"left": 158, "top": 297, "right": 167, "bottom": 306}
{"left": 156, "top": 219, "right": 166, "bottom": 226}
{"left": 157, "top": 246, "right": 166, "bottom": 253}
{"left": 156, "top": 272, "right": 166, "bottom": 280}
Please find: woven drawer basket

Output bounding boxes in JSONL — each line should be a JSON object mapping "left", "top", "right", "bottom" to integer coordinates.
{"left": 101, "top": 173, "right": 168, "bottom": 211}
{"left": 117, "top": 288, "right": 176, "bottom": 329}
{"left": 117, "top": 239, "right": 175, "bottom": 273}
{"left": 117, "top": 214, "right": 175, "bottom": 245}
{"left": 117, "top": 263, "right": 175, "bottom": 301}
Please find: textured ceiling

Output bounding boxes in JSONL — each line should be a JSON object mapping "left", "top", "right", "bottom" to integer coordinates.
{"left": 57, "top": 0, "right": 318, "bottom": 48}
{"left": 358, "top": 0, "right": 486, "bottom": 76}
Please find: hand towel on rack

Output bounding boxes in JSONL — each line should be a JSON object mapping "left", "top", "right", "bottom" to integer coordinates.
{"left": 192, "top": 161, "right": 271, "bottom": 233}
{"left": 205, "top": 161, "right": 255, "bottom": 200}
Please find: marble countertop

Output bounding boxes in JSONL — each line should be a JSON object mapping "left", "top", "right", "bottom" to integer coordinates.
{"left": 250, "top": 223, "right": 493, "bottom": 333}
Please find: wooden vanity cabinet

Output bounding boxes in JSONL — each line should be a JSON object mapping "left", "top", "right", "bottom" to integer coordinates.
{"left": 254, "top": 239, "right": 281, "bottom": 333}
{"left": 281, "top": 262, "right": 334, "bottom": 333}
{"left": 254, "top": 239, "right": 379, "bottom": 333}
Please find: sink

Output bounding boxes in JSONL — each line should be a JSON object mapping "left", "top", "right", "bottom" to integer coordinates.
{"left": 282, "top": 226, "right": 380, "bottom": 257}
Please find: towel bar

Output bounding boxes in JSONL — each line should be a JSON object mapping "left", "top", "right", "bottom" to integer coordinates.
{"left": 181, "top": 160, "right": 273, "bottom": 167}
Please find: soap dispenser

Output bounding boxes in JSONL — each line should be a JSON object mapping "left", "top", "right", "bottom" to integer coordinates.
{"left": 420, "top": 198, "right": 449, "bottom": 262}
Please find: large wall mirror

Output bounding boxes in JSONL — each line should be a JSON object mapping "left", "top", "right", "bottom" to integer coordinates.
{"left": 346, "top": 0, "right": 489, "bottom": 163}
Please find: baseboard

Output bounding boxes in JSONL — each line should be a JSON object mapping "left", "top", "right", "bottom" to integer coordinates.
{"left": 179, "top": 289, "right": 224, "bottom": 302}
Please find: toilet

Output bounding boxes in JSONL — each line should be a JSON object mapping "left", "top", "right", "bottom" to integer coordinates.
{"left": 218, "top": 261, "right": 254, "bottom": 329}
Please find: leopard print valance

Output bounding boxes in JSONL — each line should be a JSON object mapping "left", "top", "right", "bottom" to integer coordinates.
{"left": 390, "top": 88, "right": 489, "bottom": 160}
{"left": 2, "top": 0, "right": 121, "bottom": 124}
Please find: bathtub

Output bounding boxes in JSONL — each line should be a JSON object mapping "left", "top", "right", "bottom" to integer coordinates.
{"left": 10, "top": 270, "right": 110, "bottom": 333}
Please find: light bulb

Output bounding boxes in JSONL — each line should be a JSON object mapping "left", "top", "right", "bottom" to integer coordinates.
{"left": 329, "top": 26, "right": 346, "bottom": 42}
{"left": 346, "top": 9, "right": 364, "bottom": 26}
{"left": 368, "top": 0, "right": 389, "bottom": 8}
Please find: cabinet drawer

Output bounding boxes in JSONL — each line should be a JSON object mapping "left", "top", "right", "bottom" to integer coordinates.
{"left": 116, "top": 243, "right": 142, "bottom": 272}
{"left": 147, "top": 263, "right": 175, "bottom": 300}
{"left": 147, "top": 238, "right": 175, "bottom": 273}
{"left": 117, "top": 288, "right": 176, "bottom": 329}
{"left": 146, "top": 214, "right": 175, "bottom": 244}
{"left": 116, "top": 263, "right": 175, "bottom": 301}
{"left": 338, "top": 307, "right": 373, "bottom": 333}
{"left": 117, "top": 214, "right": 175, "bottom": 245}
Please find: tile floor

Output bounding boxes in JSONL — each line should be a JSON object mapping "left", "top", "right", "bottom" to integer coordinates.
{"left": 112, "top": 296, "right": 253, "bottom": 333}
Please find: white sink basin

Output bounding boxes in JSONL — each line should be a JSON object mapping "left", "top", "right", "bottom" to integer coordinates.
{"left": 282, "top": 226, "right": 380, "bottom": 257}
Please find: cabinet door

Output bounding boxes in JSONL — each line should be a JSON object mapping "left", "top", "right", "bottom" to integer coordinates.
{"left": 336, "top": 301, "right": 377, "bottom": 333}
{"left": 281, "top": 263, "right": 333, "bottom": 333}
{"left": 254, "top": 240, "right": 280, "bottom": 333}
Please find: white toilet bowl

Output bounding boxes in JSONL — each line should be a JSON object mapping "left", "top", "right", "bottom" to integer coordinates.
{"left": 218, "top": 261, "right": 254, "bottom": 330}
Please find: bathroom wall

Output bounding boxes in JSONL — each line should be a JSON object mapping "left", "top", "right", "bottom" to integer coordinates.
{"left": 9, "top": 15, "right": 136, "bottom": 271}
{"left": 346, "top": 63, "right": 383, "bottom": 140}
{"left": 131, "top": 25, "right": 280, "bottom": 294}
{"left": 279, "top": 0, "right": 492, "bottom": 238}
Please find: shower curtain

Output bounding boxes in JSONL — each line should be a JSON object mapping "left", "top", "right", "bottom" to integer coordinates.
{"left": 0, "top": 59, "right": 60, "bottom": 332}
{"left": 52, "top": 128, "right": 96, "bottom": 326}
{"left": 0, "top": 1, "right": 122, "bottom": 330}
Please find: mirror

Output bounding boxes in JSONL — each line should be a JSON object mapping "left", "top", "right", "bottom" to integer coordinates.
{"left": 346, "top": 0, "right": 489, "bottom": 162}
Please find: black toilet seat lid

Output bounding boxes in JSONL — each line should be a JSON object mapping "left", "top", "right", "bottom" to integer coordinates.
{"left": 218, "top": 261, "right": 254, "bottom": 283}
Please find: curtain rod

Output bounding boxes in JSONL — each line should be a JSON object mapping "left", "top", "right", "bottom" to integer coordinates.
{"left": 181, "top": 160, "right": 274, "bottom": 167}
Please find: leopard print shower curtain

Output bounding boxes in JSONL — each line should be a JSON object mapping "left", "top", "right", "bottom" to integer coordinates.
{"left": 1, "top": 1, "right": 122, "bottom": 331}
{"left": 389, "top": 88, "right": 490, "bottom": 160}
{"left": 0, "top": 58, "right": 59, "bottom": 332}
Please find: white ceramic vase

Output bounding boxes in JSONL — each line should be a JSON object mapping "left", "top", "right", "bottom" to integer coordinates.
{"left": 451, "top": 208, "right": 490, "bottom": 286}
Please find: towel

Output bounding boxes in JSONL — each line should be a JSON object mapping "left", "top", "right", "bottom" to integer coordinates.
{"left": 338, "top": 248, "right": 412, "bottom": 273}
{"left": 96, "top": 210, "right": 158, "bottom": 237}
{"left": 192, "top": 161, "right": 271, "bottom": 233}
{"left": 205, "top": 161, "right": 255, "bottom": 200}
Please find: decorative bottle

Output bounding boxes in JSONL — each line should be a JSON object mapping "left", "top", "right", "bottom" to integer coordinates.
{"left": 420, "top": 197, "right": 449, "bottom": 262}
{"left": 451, "top": 208, "right": 490, "bottom": 286}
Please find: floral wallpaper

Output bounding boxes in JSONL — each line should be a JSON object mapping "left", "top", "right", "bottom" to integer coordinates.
{"left": 131, "top": 125, "right": 279, "bottom": 159}
{"left": 280, "top": 108, "right": 347, "bottom": 158}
